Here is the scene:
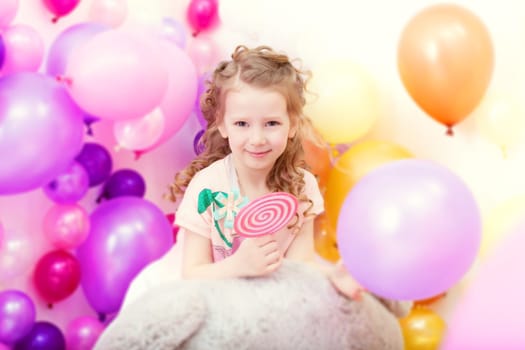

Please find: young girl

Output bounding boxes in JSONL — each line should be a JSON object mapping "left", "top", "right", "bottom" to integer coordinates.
{"left": 169, "top": 45, "right": 365, "bottom": 299}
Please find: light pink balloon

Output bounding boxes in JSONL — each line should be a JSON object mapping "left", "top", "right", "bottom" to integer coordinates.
{"left": 0, "top": 229, "right": 37, "bottom": 283}
{"left": 89, "top": 0, "right": 127, "bottom": 28}
{"left": 0, "top": 0, "right": 18, "bottom": 28}
{"left": 113, "top": 108, "right": 165, "bottom": 151}
{"left": 186, "top": 35, "right": 221, "bottom": 75}
{"left": 442, "top": 220, "right": 525, "bottom": 349}
{"left": 1, "top": 24, "right": 44, "bottom": 74}
{"left": 0, "top": 221, "right": 4, "bottom": 249}
{"left": 140, "top": 42, "right": 198, "bottom": 153}
{"left": 43, "top": 204, "right": 90, "bottom": 250}
{"left": 66, "top": 30, "right": 169, "bottom": 121}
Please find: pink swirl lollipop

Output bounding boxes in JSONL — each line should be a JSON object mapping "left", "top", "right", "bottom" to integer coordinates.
{"left": 234, "top": 192, "right": 298, "bottom": 237}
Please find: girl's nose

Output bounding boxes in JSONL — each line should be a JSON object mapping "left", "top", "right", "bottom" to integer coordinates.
{"left": 249, "top": 128, "right": 266, "bottom": 145}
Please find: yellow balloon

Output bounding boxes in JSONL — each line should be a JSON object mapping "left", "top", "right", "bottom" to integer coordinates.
{"left": 474, "top": 93, "right": 525, "bottom": 155}
{"left": 314, "top": 214, "right": 340, "bottom": 262}
{"left": 399, "top": 307, "right": 446, "bottom": 350}
{"left": 480, "top": 196, "right": 525, "bottom": 258}
{"left": 324, "top": 140, "right": 413, "bottom": 232}
{"left": 305, "top": 61, "right": 380, "bottom": 144}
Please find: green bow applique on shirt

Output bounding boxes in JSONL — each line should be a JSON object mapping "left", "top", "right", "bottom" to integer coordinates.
{"left": 198, "top": 188, "right": 248, "bottom": 248}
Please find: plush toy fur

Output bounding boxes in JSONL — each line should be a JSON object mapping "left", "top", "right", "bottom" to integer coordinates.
{"left": 94, "top": 260, "right": 408, "bottom": 350}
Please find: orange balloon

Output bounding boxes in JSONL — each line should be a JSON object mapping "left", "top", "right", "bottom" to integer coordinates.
{"left": 414, "top": 292, "right": 447, "bottom": 306}
{"left": 399, "top": 307, "right": 447, "bottom": 350}
{"left": 398, "top": 4, "right": 494, "bottom": 135}
{"left": 314, "top": 214, "right": 340, "bottom": 262}
{"left": 302, "top": 138, "right": 332, "bottom": 191}
{"left": 324, "top": 140, "right": 412, "bottom": 232}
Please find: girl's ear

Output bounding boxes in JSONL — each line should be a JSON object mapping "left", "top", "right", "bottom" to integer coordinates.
{"left": 288, "top": 117, "right": 298, "bottom": 139}
{"left": 218, "top": 122, "right": 228, "bottom": 138}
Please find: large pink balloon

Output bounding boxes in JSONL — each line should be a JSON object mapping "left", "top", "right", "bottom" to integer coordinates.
{"left": 76, "top": 197, "right": 173, "bottom": 316}
{"left": 1, "top": 24, "right": 45, "bottom": 75}
{"left": 139, "top": 42, "right": 198, "bottom": 153}
{"left": 43, "top": 204, "right": 90, "bottom": 249}
{"left": 441, "top": 220, "right": 525, "bottom": 349}
{"left": 337, "top": 159, "right": 481, "bottom": 300}
{"left": 65, "top": 30, "right": 169, "bottom": 121}
{"left": 0, "top": 73, "right": 85, "bottom": 194}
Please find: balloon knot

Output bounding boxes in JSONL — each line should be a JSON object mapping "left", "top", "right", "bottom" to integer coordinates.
{"left": 98, "top": 313, "right": 107, "bottom": 323}
{"left": 56, "top": 75, "right": 73, "bottom": 86}
{"left": 445, "top": 126, "right": 454, "bottom": 136}
{"left": 47, "top": 303, "right": 53, "bottom": 309}
{"left": 52, "top": 16, "right": 59, "bottom": 24}
{"left": 134, "top": 151, "right": 143, "bottom": 161}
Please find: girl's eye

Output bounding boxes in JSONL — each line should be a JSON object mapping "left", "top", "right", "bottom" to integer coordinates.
{"left": 234, "top": 121, "right": 248, "bottom": 127}
{"left": 266, "top": 121, "right": 281, "bottom": 127}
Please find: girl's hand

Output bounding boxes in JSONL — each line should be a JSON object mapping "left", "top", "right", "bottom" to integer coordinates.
{"left": 232, "top": 235, "right": 282, "bottom": 277}
{"left": 328, "top": 261, "right": 366, "bottom": 301}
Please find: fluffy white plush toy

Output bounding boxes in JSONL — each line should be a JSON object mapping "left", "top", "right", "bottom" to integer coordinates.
{"left": 94, "top": 259, "right": 409, "bottom": 350}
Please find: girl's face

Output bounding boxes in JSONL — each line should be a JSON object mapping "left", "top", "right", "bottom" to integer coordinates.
{"left": 218, "top": 81, "right": 296, "bottom": 175}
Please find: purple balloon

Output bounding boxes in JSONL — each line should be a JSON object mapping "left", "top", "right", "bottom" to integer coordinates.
{"left": 76, "top": 197, "right": 173, "bottom": 315}
{"left": 0, "top": 73, "right": 85, "bottom": 195}
{"left": 0, "top": 34, "right": 5, "bottom": 70}
{"left": 101, "top": 169, "right": 146, "bottom": 200}
{"left": 65, "top": 316, "right": 104, "bottom": 350}
{"left": 75, "top": 142, "right": 113, "bottom": 187}
{"left": 160, "top": 17, "right": 187, "bottom": 48}
{"left": 46, "top": 22, "right": 109, "bottom": 77}
{"left": 337, "top": 159, "right": 481, "bottom": 300}
{"left": 0, "top": 290, "right": 36, "bottom": 345}
{"left": 14, "top": 321, "right": 65, "bottom": 350}
{"left": 193, "top": 129, "right": 205, "bottom": 155}
{"left": 43, "top": 161, "right": 89, "bottom": 204}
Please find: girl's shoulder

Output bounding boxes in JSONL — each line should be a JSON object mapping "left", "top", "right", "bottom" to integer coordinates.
{"left": 188, "top": 157, "right": 229, "bottom": 188}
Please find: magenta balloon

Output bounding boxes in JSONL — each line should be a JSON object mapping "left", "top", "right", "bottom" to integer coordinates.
{"left": 43, "top": 161, "right": 89, "bottom": 204}
{"left": 76, "top": 197, "right": 173, "bottom": 315}
{"left": 0, "top": 73, "right": 84, "bottom": 195}
{"left": 0, "top": 290, "right": 36, "bottom": 345}
{"left": 337, "top": 159, "right": 481, "bottom": 300}
{"left": 46, "top": 22, "right": 109, "bottom": 77}
{"left": 186, "top": 0, "right": 219, "bottom": 34}
{"left": 42, "top": 0, "right": 80, "bottom": 17}
{"left": 0, "top": 34, "right": 5, "bottom": 69}
{"left": 33, "top": 250, "right": 81, "bottom": 304}
{"left": 65, "top": 316, "right": 104, "bottom": 350}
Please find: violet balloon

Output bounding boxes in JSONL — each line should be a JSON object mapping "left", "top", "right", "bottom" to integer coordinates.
{"left": 336, "top": 159, "right": 481, "bottom": 300}
{"left": 14, "top": 321, "right": 65, "bottom": 350}
{"left": 101, "top": 169, "right": 146, "bottom": 200}
{"left": 0, "top": 35, "right": 5, "bottom": 70}
{"left": 65, "top": 316, "right": 105, "bottom": 350}
{"left": 76, "top": 197, "right": 173, "bottom": 315}
{"left": 33, "top": 250, "right": 81, "bottom": 305}
{"left": 160, "top": 17, "right": 187, "bottom": 48}
{"left": 75, "top": 142, "right": 113, "bottom": 187}
{"left": 0, "top": 73, "right": 85, "bottom": 195}
{"left": 46, "top": 22, "right": 109, "bottom": 77}
{"left": 43, "top": 161, "right": 89, "bottom": 204}
{"left": 0, "top": 290, "right": 36, "bottom": 345}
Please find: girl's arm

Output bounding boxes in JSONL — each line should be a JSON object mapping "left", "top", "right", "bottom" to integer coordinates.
{"left": 182, "top": 229, "right": 282, "bottom": 279}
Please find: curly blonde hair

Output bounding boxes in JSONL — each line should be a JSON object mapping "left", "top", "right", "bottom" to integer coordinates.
{"left": 169, "top": 45, "right": 319, "bottom": 218}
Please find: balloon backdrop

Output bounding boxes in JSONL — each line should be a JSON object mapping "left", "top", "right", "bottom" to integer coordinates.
{"left": 65, "top": 29, "right": 169, "bottom": 121}
{"left": 65, "top": 316, "right": 105, "bottom": 350}
{"left": 0, "top": 73, "right": 85, "bottom": 194}
{"left": 400, "top": 307, "right": 446, "bottom": 350}
{"left": 74, "top": 142, "right": 113, "bottom": 187}
{"left": 100, "top": 169, "right": 146, "bottom": 200}
{"left": 33, "top": 250, "right": 81, "bottom": 305}
{"left": 441, "top": 220, "right": 525, "bottom": 349}
{"left": 14, "top": 321, "right": 65, "bottom": 350}
{"left": 76, "top": 197, "right": 173, "bottom": 315}
{"left": 0, "top": 290, "right": 35, "bottom": 345}
{"left": 46, "top": 22, "right": 110, "bottom": 77}
{"left": 0, "top": 0, "right": 19, "bottom": 28}
{"left": 43, "top": 162, "right": 89, "bottom": 204}
{"left": 337, "top": 159, "right": 481, "bottom": 300}
{"left": 305, "top": 60, "right": 380, "bottom": 144}
{"left": 325, "top": 140, "right": 412, "bottom": 232}
{"left": 43, "top": 204, "right": 90, "bottom": 249}
{"left": 398, "top": 4, "right": 494, "bottom": 135}
{"left": 0, "top": 24, "right": 44, "bottom": 75}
